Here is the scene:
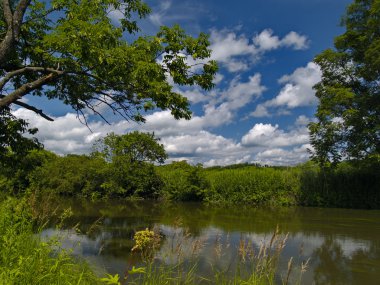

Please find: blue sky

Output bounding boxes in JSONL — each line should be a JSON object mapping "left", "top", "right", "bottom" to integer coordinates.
{"left": 15, "top": 0, "right": 352, "bottom": 166}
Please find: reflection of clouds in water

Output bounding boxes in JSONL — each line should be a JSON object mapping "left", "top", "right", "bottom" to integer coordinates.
{"left": 286, "top": 233, "right": 371, "bottom": 258}
{"left": 40, "top": 225, "right": 374, "bottom": 284}
{"left": 40, "top": 228, "right": 123, "bottom": 275}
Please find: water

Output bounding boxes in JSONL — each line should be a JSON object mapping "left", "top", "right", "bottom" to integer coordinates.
{"left": 42, "top": 199, "right": 380, "bottom": 284}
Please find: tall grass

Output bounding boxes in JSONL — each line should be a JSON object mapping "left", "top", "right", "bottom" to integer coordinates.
{"left": 119, "top": 224, "right": 308, "bottom": 285}
{"left": 158, "top": 161, "right": 380, "bottom": 209}
{"left": 0, "top": 197, "right": 102, "bottom": 285}
{"left": 204, "top": 167, "right": 300, "bottom": 206}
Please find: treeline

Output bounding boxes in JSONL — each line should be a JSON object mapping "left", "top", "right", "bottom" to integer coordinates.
{"left": 1, "top": 132, "right": 379, "bottom": 209}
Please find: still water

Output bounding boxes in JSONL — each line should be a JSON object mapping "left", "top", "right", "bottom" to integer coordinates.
{"left": 42, "top": 199, "right": 380, "bottom": 284}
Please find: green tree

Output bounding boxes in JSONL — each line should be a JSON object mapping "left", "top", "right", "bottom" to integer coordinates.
{"left": 93, "top": 132, "right": 167, "bottom": 198}
{"left": 28, "top": 154, "right": 108, "bottom": 197}
{"left": 0, "top": 0, "right": 217, "bottom": 122}
{"left": 309, "top": 0, "right": 380, "bottom": 165}
{"left": 0, "top": 148, "right": 55, "bottom": 194}
{"left": 93, "top": 131, "right": 167, "bottom": 164}
{"left": 0, "top": 107, "right": 41, "bottom": 168}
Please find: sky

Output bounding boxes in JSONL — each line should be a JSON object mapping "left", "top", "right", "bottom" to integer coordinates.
{"left": 14, "top": 0, "right": 353, "bottom": 166}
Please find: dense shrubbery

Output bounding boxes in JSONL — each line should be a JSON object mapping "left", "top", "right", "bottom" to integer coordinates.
{"left": 2, "top": 147, "right": 380, "bottom": 208}
{"left": 299, "top": 160, "right": 380, "bottom": 209}
{"left": 204, "top": 166, "right": 300, "bottom": 205}
{"left": 157, "top": 161, "right": 210, "bottom": 201}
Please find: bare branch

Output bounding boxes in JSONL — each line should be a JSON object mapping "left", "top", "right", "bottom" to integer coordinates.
{"left": 0, "top": 66, "right": 64, "bottom": 93}
{"left": 0, "top": 73, "right": 59, "bottom": 109}
{"left": 0, "top": 94, "right": 54, "bottom": 121}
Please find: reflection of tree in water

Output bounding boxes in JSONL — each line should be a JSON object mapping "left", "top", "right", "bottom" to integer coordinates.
{"left": 349, "top": 242, "right": 380, "bottom": 285}
{"left": 313, "top": 237, "right": 350, "bottom": 285}
{"left": 313, "top": 237, "right": 380, "bottom": 285}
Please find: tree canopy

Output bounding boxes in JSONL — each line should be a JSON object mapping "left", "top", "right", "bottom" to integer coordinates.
{"left": 309, "top": 0, "right": 380, "bottom": 165}
{"left": 0, "top": 0, "right": 217, "bottom": 123}
{"left": 91, "top": 132, "right": 167, "bottom": 197}
{"left": 92, "top": 131, "right": 167, "bottom": 164}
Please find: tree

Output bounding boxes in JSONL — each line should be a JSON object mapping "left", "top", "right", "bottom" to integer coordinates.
{"left": 93, "top": 132, "right": 167, "bottom": 197}
{"left": 0, "top": 0, "right": 217, "bottom": 123}
{"left": 93, "top": 131, "right": 167, "bottom": 164}
{"left": 0, "top": 107, "right": 41, "bottom": 167}
{"left": 309, "top": 0, "right": 380, "bottom": 165}
{"left": 28, "top": 154, "right": 108, "bottom": 197}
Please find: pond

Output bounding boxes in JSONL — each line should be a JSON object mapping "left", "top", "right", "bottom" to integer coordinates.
{"left": 42, "top": 199, "right": 380, "bottom": 284}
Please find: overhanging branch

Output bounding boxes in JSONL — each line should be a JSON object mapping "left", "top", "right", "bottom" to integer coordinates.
{"left": 0, "top": 94, "right": 54, "bottom": 121}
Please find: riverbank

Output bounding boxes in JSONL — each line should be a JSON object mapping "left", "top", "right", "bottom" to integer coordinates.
{"left": 3, "top": 150, "right": 379, "bottom": 209}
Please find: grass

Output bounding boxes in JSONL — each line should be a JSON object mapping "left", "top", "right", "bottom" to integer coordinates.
{"left": 118, "top": 224, "right": 308, "bottom": 285}
{"left": 0, "top": 197, "right": 102, "bottom": 285}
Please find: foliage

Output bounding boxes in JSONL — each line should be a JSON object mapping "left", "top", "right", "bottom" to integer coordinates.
{"left": 0, "top": 107, "right": 41, "bottom": 170}
{"left": 28, "top": 154, "right": 108, "bottom": 197}
{"left": 0, "top": 148, "right": 56, "bottom": 194}
{"left": 93, "top": 131, "right": 167, "bottom": 164}
{"left": 131, "top": 228, "right": 161, "bottom": 261}
{"left": 0, "top": 0, "right": 217, "bottom": 123}
{"left": 204, "top": 166, "right": 300, "bottom": 206}
{"left": 157, "top": 161, "right": 210, "bottom": 201}
{"left": 93, "top": 132, "right": 166, "bottom": 198}
{"left": 0, "top": 197, "right": 102, "bottom": 284}
{"left": 122, "top": 225, "right": 304, "bottom": 285}
{"left": 309, "top": 0, "right": 380, "bottom": 165}
{"left": 298, "top": 161, "right": 380, "bottom": 208}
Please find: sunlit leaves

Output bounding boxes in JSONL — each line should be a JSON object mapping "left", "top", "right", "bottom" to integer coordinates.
{"left": 310, "top": 0, "right": 380, "bottom": 165}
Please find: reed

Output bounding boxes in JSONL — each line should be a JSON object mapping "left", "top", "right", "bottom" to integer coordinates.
{"left": 116, "top": 225, "right": 308, "bottom": 285}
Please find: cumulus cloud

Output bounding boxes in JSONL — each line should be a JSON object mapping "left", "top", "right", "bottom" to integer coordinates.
{"left": 253, "top": 29, "right": 309, "bottom": 51}
{"left": 12, "top": 109, "right": 132, "bottom": 155}
{"left": 254, "top": 144, "right": 311, "bottom": 166}
{"left": 250, "top": 104, "right": 270, "bottom": 118}
{"left": 210, "top": 28, "right": 309, "bottom": 72}
{"left": 241, "top": 122, "right": 309, "bottom": 148}
{"left": 13, "top": 107, "right": 313, "bottom": 166}
{"left": 280, "top": 31, "right": 309, "bottom": 50}
{"left": 251, "top": 62, "right": 321, "bottom": 117}
{"left": 271, "top": 62, "right": 321, "bottom": 108}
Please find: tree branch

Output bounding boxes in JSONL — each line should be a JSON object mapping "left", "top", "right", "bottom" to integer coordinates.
{"left": 0, "top": 73, "right": 58, "bottom": 109}
{"left": 0, "top": 66, "right": 64, "bottom": 91}
{"left": 2, "top": 0, "right": 13, "bottom": 25}
{"left": 0, "top": 94, "right": 54, "bottom": 121}
{"left": 13, "top": 0, "right": 31, "bottom": 37}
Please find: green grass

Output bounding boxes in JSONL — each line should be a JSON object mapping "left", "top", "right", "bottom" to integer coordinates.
{"left": 0, "top": 197, "right": 102, "bottom": 285}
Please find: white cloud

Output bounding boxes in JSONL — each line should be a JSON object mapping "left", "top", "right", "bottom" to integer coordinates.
{"left": 209, "top": 29, "right": 309, "bottom": 72}
{"left": 241, "top": 122, "right": 309, "bottom": 148}
{"left": 270, "top": 62, "right": 321, "bottom": 108}
{"left": 253, "top": 29, "right": 309, "bottom": 51}
{"left": 13, "top": 108, "right": 312, "bottom": 166}
{"left": 281, "top": 31, "right": 309, "bottom": 50}
{"left": 251, "top": 62, "right": 321, "bottom": 117}
{"left": 254, "top": 144, "right": 311, "bottom": 166}
{"left": 253, "top": 29, "right": 281, "bottom": 51}
{"left": 251, "top": 105, "right": 270, "bottom": 118}
{"left": 12, "top": 109, "right": 131, "bottom": 155}
{"left": 295, "top": 115, "right": 311, "bottom": 126}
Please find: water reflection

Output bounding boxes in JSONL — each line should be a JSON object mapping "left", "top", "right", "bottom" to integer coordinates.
{"left": 41, "top": 199, "right": 380, "bottom": 284}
